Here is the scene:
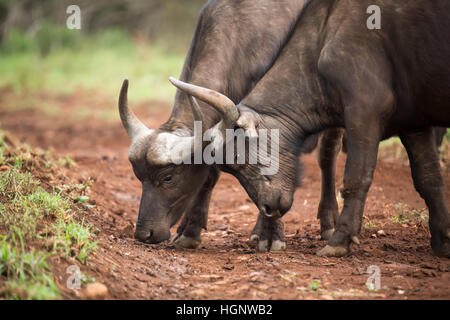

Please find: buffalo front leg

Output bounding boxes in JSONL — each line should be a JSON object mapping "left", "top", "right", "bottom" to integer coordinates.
{"left": 317, "top": 128, "right": 344, "bottom": 240}
{"left": 173, "top": 167, "right": 220, "bottom": 248}
{"left": 400, "top": 128, "right": 450, "bottom": 257}
{"left": 317, "top": 118, "right": 381, "bottom": 257}
{"left": 250, "top": 213, "right": 286, "bottom": 252}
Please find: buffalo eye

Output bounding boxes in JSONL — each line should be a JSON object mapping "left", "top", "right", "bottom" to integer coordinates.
{"left": 163, "top": 175, "right": 173, "bottom": 184}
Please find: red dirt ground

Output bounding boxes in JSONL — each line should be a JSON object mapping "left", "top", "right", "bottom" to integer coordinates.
{"left": 0, "top": 91, "right": 449, "bottom": 300}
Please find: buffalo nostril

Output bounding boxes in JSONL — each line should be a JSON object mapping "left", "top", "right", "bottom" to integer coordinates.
{"left": 267, "top": 211, "right": 281, "bottom": 219}
{"left": 261, "top": 205, "right": 281, "bottom": 219}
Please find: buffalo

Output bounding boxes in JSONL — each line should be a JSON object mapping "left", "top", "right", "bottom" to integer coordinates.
{"left": 169, "top": 0, "right": 450, "bottom": 257}
{"left": 119, "top": 0, "right": 310, "bottom": 251}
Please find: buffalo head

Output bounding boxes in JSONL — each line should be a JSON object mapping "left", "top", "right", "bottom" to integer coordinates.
{"left": 119, "top": 79, "right": 210, "bottom": 243}
{"left": 168, "top": 77, "right": 298, "bottom": 220}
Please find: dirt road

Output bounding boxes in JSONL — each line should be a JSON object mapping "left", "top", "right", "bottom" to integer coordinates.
{"left": 1, "top": 92, "right": 449, "bottom": 299}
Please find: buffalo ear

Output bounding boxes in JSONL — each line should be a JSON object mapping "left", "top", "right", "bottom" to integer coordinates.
{"left": 235, "top": 109, "right": 259, "bottom": 138}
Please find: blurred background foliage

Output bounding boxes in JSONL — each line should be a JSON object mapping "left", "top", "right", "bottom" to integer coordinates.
{"left": 0, "top": 0, "right": 205, "bottom": 103}
{"left": 0, "top": 0, "right": 448, "bottom": 143}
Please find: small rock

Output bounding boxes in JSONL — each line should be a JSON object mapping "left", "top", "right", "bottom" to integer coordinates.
{"left": 370, "top": 234, "right": 377, "bottom": 238}
{"left": 377, "top": 230, "right": 386, "bottom": 236}
{"left": 82, "top": 282, "right": 108, "bottom": 300}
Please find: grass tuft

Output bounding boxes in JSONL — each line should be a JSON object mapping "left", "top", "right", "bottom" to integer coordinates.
{"left": 389, "top": 203, "right": 428, "bottom": 226}
{"left": 51, "top": 218, "right": 97, "bottom": 263}
{"left": 0, "top": 236, "right": 58, "bottom": 300}
{"left": 0, "top": 126, "right": 97, "bottom": 299}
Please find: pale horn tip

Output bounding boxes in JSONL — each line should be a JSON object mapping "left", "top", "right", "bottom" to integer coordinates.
{"left": 168, "top": 76, "right": 178, "bottom": 85}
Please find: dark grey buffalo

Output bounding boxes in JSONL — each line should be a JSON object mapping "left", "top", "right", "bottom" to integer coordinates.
{"left": 119, "top": 0, "right": 309, "bottom": 251}
{"left": 170, "top": 0, "right": 450, "bottom": 257}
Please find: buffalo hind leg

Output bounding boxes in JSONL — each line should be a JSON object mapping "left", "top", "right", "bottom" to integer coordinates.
{"left": 317, "top": 128, "right": 344, "bottom": 240}
{"left": 400, "top": 129, "right": 450, "bottom": 257}
{"left": 250, "top": 213, "right": 286, "bottom": 252}
{"left": 173, "top": 167, "right": 220, "bottom": 248}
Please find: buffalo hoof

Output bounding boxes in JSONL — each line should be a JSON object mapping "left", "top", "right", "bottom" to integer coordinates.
{"left": 270, "top": 239, "right": 286, "bottom": 251}
{"left": 257, "top": 239, "right": 269, "bottom": 252}
{"left": 250, "top": 214, "right": 286, "bottom": 252}
{"left": 316, "top": 244, "right": 349, "bottom": 257}
{"left": 250, "top": 234, "right": 259, "bottom": 242}
{"left": 172, "top": 234, "right": 201, "bottom": 249}
{"left": 431, "top": 230, "right": 450, "bottom": 258}
{"left": 252, "top": 238, "right": 286, "bottom": 252}
{"left": 320, "top": 228, "right": 335, "bottom": 240}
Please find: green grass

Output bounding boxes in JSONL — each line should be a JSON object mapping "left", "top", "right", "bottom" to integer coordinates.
{"left": 309, "top": 280, "right": 320, "bottom": 291}
{"left": 0, "top": 26, "right": 184, "bottom": 106}
{"left": 389, "top": 203, "right": 428, "bottom": 225}
{"left": 58, "top": 155, "right": 75, "bottom": 169}
{"left": 28, "top": 189, "right": 70, "bottom": 215}
{"left": 380, "top": 130, "right": 450, "bottom": 163}
{"left": 364, "top": 221, "right": 378, "bottom": 229}
{"left": 0, "top": 169, "right": 96, "bottom": 258}
{"left": 51, "top": 218, "right": 97, "bottom": 263}
{"left": 0, "top": 127, "right": 97, "bottom": 299}
{"left": 0, "top": 170, "right": 38, "bottom": 199}
{"left": 0, "top": 236, "right": 59, "bottom": 300}
{"left": 1, "top": 185, "right": 64, "bottom": 240}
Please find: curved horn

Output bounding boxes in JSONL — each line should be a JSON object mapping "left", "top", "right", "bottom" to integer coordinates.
{"left": 118, "top": 79, "right": 152, "bottom": 141}
{"left": 169, "top": 77, "right": 239, "bottom": 126}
